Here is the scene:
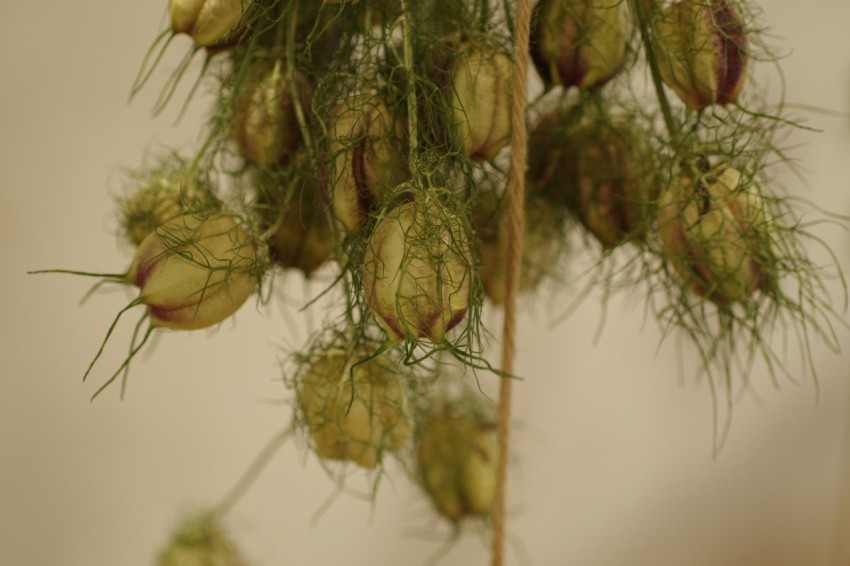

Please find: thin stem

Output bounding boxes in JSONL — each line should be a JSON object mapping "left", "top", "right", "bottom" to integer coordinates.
{"left": 400, "top": 0, "right": 420, "bottom": 177}
{"left": 214, "top": 427, "right": 292, "bottom": 516}
{"left": 287, "top": 3, "right": 317, "bottom": 165}
{"left": 630, "top": 0, "right": 680, "bottom": 143}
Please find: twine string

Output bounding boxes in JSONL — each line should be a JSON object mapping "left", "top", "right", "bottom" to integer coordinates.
{"left": 492, "top": 0, "right": 533, "bottom": 564}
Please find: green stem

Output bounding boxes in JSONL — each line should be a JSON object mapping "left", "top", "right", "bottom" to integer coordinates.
{"left": 214, "top": 427, "right": 292, "bottom": 517}
{"left": 400, "top": 0, "right": 420, "bottom": 179}
{"left": 287, "top": 3, "right": 317, "bottom": 166}
{"left": 630, "top": 0, "right": 680, "bottom": 144}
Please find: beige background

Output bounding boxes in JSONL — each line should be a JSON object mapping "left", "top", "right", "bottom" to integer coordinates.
{"left": 2, "top": 2, "right": 850, "bottom": 565}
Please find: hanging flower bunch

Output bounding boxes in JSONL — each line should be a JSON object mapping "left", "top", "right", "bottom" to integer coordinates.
{"left": 39, "top": 0, "right": 846, "bottom": 562}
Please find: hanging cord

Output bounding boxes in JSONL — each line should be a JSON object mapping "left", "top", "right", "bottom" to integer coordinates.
{"left": 492, "top": 0, "right": 532, "bottom": 564}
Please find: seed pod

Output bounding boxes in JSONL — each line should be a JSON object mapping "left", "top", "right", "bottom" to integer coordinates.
{"left": 257, "top": 157, "right": 334, "bottom": 276}
{"left": 297, "top": 349, "right": 412, "bottom": 468}
{"left": 234, "top": 58, "right": 309, "bottom": 169}
{"left": 654, "top": 0, "right": 748, "bottom": 110}
{"left": 528, "top": 110, "right": 659, "bottom": 248}
{"left": 416, "top": 397, "right": 498, "bottom": 521}
{"left": 169, "top": 0, "right": 253, "bottom": 49}
{"left": 129, "top": 212, "right": 258, "bottom": 329}
{"left": 121, "top": 172, "right": 217, "bottom": 247}
{"left": 571, "top": 121, "right": 660, "bottom": 247}
{"left": 473, "top": 189, "right": 562, "bottom": 304}
{"left": 325, "top": 93, "right": 409, "bottom": 233}
{"left": 361, "top": 195, "right": 472, "bottom": 343}
{"left": 530, "top": 0, "right": 628, "bottom": 91}
{"left": 448, "top": 40, "right": 513, "bottom": 160}
{"left": 656, "top": 163, "right": 771, "bottom": 305}
{"left": 157, "top": 510, "right": 247, "bottom": 566}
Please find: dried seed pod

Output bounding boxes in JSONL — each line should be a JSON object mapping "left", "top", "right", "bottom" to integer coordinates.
{"left": 297, "top": 349, "right": 412, "bottom": 469}
{"left": 257, "top": 157, "right": 334, "bottom": 277}
{"left": 361, "top": 195, "right": 472, "bottom": 343}
{"left": 473, "top": 189, "right": 562, "bottom": 304}
{"left": 570, "top": 121, "right": 660, "bottom": 247}
{"left": 121, "top": 171, "right": 217, "bottom": 247}
{"left": 531, "top": 0, "right": 628, "bottom": 91}
{"left": 656, "top": 163, "right": 771, "bottom": 305}
{"left": 325, "top": 93, "right": 409, "bottom": 233}
{"left": 234, "top": 58, "right": 309, "bottom": 169}
{"left": 416, "top": 396, "right": 498, "bottom": 521}
{"left": 169, "top": 0, "right": 254, "bottom": 49}
{"left": 654, "top": 0, "right": 748, "bottom": 110}
{"left": 157, "top": 510, "right": 247, "bottom": 566}
{"left": 528, "top": 109, "right": 659, "bottom": 248}
{"left": 448, "top": 40, "right": 513, "bottom": 160}
{"left": 129, "top": 212, "right": 258, "bottom": 329}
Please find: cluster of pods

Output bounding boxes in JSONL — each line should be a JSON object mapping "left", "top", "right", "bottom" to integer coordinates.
{"left": 67, "top": 1, "right": 830, "bottom": 560}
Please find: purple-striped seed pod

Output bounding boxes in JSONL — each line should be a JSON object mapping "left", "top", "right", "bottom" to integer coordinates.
{"left": 654, "top": 0, "right": 748, "bottom": 110}
{"left": 530, "top": 0, "right": 629, "bottom": 91}
{"left": 129, "top": 212, "right": 257, "bottom": 329}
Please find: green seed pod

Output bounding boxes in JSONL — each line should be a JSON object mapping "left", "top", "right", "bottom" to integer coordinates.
{"left": 528, "top": 109, "right": 659, "bottom": 248}
{"left": 169, "top": 0, "right": 254, "bottom": 49}
{"left": 654, "top": 0, "right": 748, "bottom": 110}
{"left": 530, "top": 0, "right": 628, "bottom": 91}
{"left": 129, "top": 212, "right": 258, "bottom": 329}
{"left": 416, "top": 396, "right": 498, "bottom": 521}
{"left": 448, "top": 40, "right": 513, "bottom": 160}
{"left": 257, "top": 156, "right": 334, "bottom": 277}
{"left": 656, "top": 163, "right": 771, "bottom": 305}
{"left": 361, "top": 195, "right": 472, "bottom": 343}
{"left": 325, "top": 93, "right": 409, "bottom": 233}
{"left": 234, "top": 58, "right": 310, "bottom": 169}
{"left": 157, "top": 510, "right": 247, "bottom": 566}
{"left": 120, "top": 169, "right": 217, "bottom": 247}
{"left": 297, "top": 348, "right": 412, "bottom": 469}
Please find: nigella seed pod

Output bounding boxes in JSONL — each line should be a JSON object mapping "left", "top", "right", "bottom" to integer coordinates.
{"left": 234, "top": 58, "right": 310, "bottom": 169}
{"left": 361, "top": 195, "right": 472, "bottom": 343}
{"left": 416, "top": 396, "right": 498, "bottom": 521}
{"left": 473, "top": 189, "right": 562, "bottom": 304}
{"left": 297, "top": 348, "right": 412, "bottom": 469}
{"left": 448, "top": 41, "right": 513, "bottom": 160}
{"left": 530, "top": 0, "right": 628, "bottom": 91}
{"left": 121, "top": 171, "right": 217, "bottom": 247}
{"left": 527, "top": 109, "right": 659, "bottom": 248}
{"left": 258, "top": 155, "right": 334, "bottom": 277}
{"left": 170, "top": 0, "right": 254, "bottom": 49}
{"left": 654, "top": 0, "right": 748, "bottom": 110}
{"left": 570, "top": 121, "right": 659, "bottom": 247}
{"left": 656, "top": 163, "right": 772, "bottom": 305}
{"left": 129, "top": 212, "right": 258, "bottom": 329}
{"left": 325, "top": 93, "right": 409, "bottom": 233}
{"left": 157, "top": 510, "right": 247, "bottom": 566}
